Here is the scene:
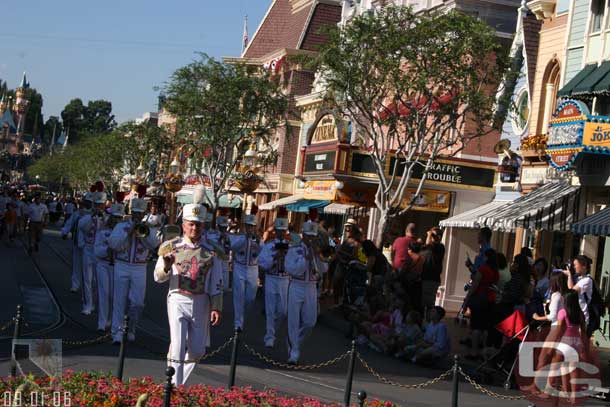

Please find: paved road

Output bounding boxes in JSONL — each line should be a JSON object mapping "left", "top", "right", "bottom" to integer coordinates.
{"left": 0, "top": 226, "right": 607, "bottom": 406}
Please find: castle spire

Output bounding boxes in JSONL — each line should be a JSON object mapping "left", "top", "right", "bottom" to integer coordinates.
{"left": 19, "top": 71, "right": 29, "bottom": 89}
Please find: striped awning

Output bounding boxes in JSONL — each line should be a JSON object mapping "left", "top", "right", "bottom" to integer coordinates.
{"left": 322, "top": 203, "right": 354, "bottom": 215}
{"left": 482, "top": 181, "right": 580, "bottom": 232}
{"left": 259, "top": 194, "right": 304, "bottom": 211}
{"left": 286, "top": 199, "right": 330, "bottom": 213}
{"left": 571, "top": 207, "right": 610, "bottom": 235}
{"left": 439, "top": 200, "right": 511, "bottom": 229}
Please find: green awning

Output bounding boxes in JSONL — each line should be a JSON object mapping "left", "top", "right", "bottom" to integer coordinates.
{"left": 572, "top": 61, "right": 610, "bottom": 96}
{"left": 593, "top": 61, "right": 610, "bottom": 95}
{"left": 557, "top": 64, "right": 597, "bottom": 97}
{"left": 286, "top": 199, "right": 330, "bottom": 213}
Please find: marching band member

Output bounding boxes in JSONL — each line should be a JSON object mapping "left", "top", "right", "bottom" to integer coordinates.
{"left": 93, "top": 202, "right": 123, "bottom": 332}
{"left": 143, "top": 201, "right": 165, "bottom": 228}
{"left": 257, "top": 207, "right": 290, "bottom": 348}
{"left": 229, "top": 204, "right": 261, "bottom": 331}
{"left": 77, "top": 184, "right": 106, "bottom": 315}
{"left": 109, "top": 197, "right": 161, "bottom": 343}
{"left": 62, "top": 195, "right": 91, "bottom": 293}
{"left": 205, "top": 209, "right": 232, "bottom": 291}
{"left": 285, "top": 220, "right": 328, "bottom": 364}
{"left": 154, "top": 202, "right": 223, "bottom": 386}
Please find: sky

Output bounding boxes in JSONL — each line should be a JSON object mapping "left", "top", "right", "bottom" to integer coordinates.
{"left": 0, "top": 0, "right": 269, "bottom": 124}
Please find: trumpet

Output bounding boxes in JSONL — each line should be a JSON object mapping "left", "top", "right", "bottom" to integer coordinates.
{"left": 135, "top": 222, "right": 150, "bottom": 239}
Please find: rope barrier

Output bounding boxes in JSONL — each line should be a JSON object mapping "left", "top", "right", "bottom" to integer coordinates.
{"left": 357, "top": 353, "right": 453, "bottom": 389}
{"left": 459, "top": 367, "right": 526, "bottom": 400}
{"left": 62, "top": 333, "right": 112, "bottom": 347}
{"left": 166, "top": 336, "right": 234, "bottom": 364}
{"left": 243, "top": 342, "right": 351, "bottom": 370}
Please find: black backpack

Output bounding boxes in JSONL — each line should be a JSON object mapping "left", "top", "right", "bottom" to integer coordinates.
{"left": 584, "top": 276, "right": 606, "bottom": 337}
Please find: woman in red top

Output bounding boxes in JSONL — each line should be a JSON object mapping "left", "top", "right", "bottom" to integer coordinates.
{"left": 463, "top": 248, "right": 499, "bottom": 360}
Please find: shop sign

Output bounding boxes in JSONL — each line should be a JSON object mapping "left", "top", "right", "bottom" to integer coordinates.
{"left": 311, "top": 115, "right": 338, "bottom": 143}
{"left": 303, "top": 150, "right": 336, "bottom": 173}
{"left": 546, "top": 100, "right": 589, "bottom": 170}
{"left": 397, "top": 188, "right": 451, "bottom": 213}
{"left": 303, "top": 180, "right": 337, "bottom": 200}
{"left": 583, "top": 120, "right": 610, "bottom": 149}
{"left": 520, "top": 166, "right": 547, "bottom": 185}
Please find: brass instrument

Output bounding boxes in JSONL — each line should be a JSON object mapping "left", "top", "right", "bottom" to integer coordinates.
{"left": 135, "top": 222, "right": 150, "bottom": 238}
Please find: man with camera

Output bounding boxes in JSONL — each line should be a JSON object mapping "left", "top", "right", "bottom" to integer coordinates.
{"left": 109, "top": 197, "right": 161, "bottom": 344}
{"left": 229, "top": 208, "right": 262, "bottom": 331}
{"left": 285, "top": 220, "right": 328, "bottom": 364}
{"left": 154, "top": 203, "right": 223, "bottom": 386}
{"left": 77, "top": 190, "right": 107, "bottom": 315}
{"left": 257, "top": 208, "right": 290, "bottom": 348}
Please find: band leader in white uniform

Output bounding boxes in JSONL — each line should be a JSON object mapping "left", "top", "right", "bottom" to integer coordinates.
{"left": 257, "top": 214, "right": 290, "bottom": 348}
{"left": 61, "top": 197, "right": 91, "bottom": 293}
{"left": 154, "top": 203, "right": 223, "bottom": 386}
{"left": 93, "top": 203, "right": 124, "bottom": 332}
{"left": 77, "top": 191, "right": 106, "bottom": 315}
{"left": 109, "top": 198, "right": 161, "bottom": 343}
{"left": 229, "top": 213, "right": 261, "bottom": 330}
{"left": 285, "top": 221, "right": 328, "bottom": 364}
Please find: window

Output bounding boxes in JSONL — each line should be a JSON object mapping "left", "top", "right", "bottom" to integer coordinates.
{"left": 512, "top": 89, "right": 530, "bottom": 134}
{"left": 556, "top": 0, "right": 569, "bottom": 15}
{"left": 537, "top": 60, "right": 561, "bottom": 135}
{"left": 591, "top": 0, "right": 604, "bottom": 33}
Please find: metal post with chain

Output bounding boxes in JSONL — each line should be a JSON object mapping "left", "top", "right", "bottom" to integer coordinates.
{"left": 357, "top": 390, "right": 367, "bottom": 407}
{"left": 228, "top": 328, "right": 241, "bottom": 389}
{"left": 115, "top": 315, "right": 129, "bottom": 381}
{"left": 163, "top": 367, "right": 175, "bottom": 407}
{"left": 9, "top": 305, "right": 23, "bottom": 377}
{"left": 343, "top": 340, "right": 357, "bottom": 407}
{"left": 451, "top": 355, "right": 459, "bottom": 407}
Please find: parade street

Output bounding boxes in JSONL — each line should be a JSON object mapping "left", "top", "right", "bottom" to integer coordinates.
{"left": 0, "top": 226, "right": 571, "bottom": 407}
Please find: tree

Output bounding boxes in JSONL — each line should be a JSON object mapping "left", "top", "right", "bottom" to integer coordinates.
{"left": 61, "top": 98, "right": 116, "bottom": 143}
{"left": 163, "top": 54, "right": 288, "bottom": 209}
{"left": 43, "top": 116, "right": 63, "bottom": 147}
{"left": 315, "top": 6, "right": 509, "bottom": 245}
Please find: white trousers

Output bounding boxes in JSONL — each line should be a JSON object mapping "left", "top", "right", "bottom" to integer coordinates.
{"left": 71, "top": 245, "right": 83, "bottom": 291}
{"left": 111, "top": 262, "right": 146, "bottom": 342}
{"left": 264, "top": 275, "right": 289, "bottom": 346}
{"left": 287, "top": 281, "right": 318, "bottom": 363}
{"left": 96, "top": 261, "right": 114, "bottom": 330}
{"left": 232, "top": 264, "right": 258, "bottom": 330}
{"left": 81, "top": 246, "right": 96, "bottom": 313}
{"left": 167, "top": 292, "right": 210, "bottom": 386}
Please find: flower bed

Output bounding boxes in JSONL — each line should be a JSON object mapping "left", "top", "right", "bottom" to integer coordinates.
{"left": 0, "top": 371, "right": 396, "bottom": 407}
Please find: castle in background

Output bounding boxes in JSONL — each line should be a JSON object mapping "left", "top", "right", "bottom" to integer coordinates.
{"left": 0, "top": 72, "right": 33, "bottom": 155}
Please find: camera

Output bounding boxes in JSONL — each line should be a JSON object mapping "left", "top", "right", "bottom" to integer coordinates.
{"left": 274, "top": 241, "right": 290, "bottom": 251}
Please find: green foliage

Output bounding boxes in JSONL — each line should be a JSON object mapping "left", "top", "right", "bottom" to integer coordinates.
{"left": 43, "top": 116, "right": 62, "bottom": 147}
{"left": 314, "top": 6, "right": 509, "bottom": 242}
{"left": 163, "top": 54, "right": 288, "bottom": 206}
{"left": 61, "top": 98, "right": 116, "bottom": 143}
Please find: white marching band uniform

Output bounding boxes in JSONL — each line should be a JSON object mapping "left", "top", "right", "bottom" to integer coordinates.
{"left": 154, "top": 204, "right": 224, "bottom": 386}
{"left": 109, "top": 199, "right": 161, "bottom": 342}
{"left": 77, "top": 210, "right": 102, "bottom": 315}
{"left": 61, "top": 207, "right": 88, "bottom": 292}
{"left": 205, "top": 221, "right": 231, "bottom": 291}
{"left": 285, "top": 222, "right": 327, "bottom": 364}
{"left": 229, "top": 222, "right": 261, "bottom": 330}
{"left": 258, "top": 237, "right": 290, "bottom": 348}
{"left": 94, "top": 219, "right": 114, "bottom": 331}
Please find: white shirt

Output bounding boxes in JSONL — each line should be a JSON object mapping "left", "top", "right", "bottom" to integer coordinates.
{"left": 27, "top": 203, "right": 49, "bottom": 222}
{"left": 575, "top": 274, "right": 593, "bottom": 323}
{"left": 547, "top": 291, "right": 564, "bottom": 326}
{"left": 143, "top": 213, "right": 164, "bottom": 227}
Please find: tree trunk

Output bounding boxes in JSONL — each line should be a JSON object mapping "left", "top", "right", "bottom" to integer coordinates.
{"left": 373, "top": 208, "right": 390, "bottom": 249}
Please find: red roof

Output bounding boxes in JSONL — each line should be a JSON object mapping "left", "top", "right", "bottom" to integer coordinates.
{"left": 243, "top": 0, "right": 341, "bottom": 59}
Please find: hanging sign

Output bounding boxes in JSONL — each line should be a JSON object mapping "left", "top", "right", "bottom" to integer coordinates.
{"left": 546, "top": 100, "right": 589, "bottom": 170}
{"left": 303, "top": 180, "right": 337, "bottom": 200}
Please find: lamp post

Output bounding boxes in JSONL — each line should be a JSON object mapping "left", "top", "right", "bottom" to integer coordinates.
{"left": 234, "top": 143, "right": 263, "bottom": 221}
{"left": 163, "top": 157, "right": 184, "bottom": 225}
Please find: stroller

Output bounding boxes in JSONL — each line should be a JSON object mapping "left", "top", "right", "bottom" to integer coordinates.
{"left": 343, "top": 260, "right": 368, "bottom": 308}
{"left": 474, "top": 309, "right": 537, "bottom": 389}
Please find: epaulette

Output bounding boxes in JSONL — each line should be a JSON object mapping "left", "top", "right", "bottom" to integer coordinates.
{"left": 158, "top": 237, "right": 180, "bottom": 257}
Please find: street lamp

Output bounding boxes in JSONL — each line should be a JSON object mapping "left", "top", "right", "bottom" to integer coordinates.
{"left": 135, "top": 162, "right": 146, "bottom": 181}
{"left": 169, "top": 157, "right": 180, "bottom": 175}
{"left": 164, "top": 157, "right": 184, "bottom": 225}
{"left": 243, "top": 144, "right": 258, "bottom": 169}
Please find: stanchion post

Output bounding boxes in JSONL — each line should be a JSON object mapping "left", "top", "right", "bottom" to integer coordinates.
{"left": 452, "top": 354, "right": 459, "bottom": 407}
{"left": 115, "top": 315, "right": 129, "bottom": 381}
{"left": 163, "top": 366, "right": 175, "bottom": 407}
{"left": 344, "top": 340, "right": 357, "bottom": 407}
{"left": 357, "top": 390, "right": 367, "bottom": 407}
{"left": 228, "top": 328, "right": 241, "bottom": 389}
{"left": 9, "top": 305, "right": 23, "bottom": 377}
